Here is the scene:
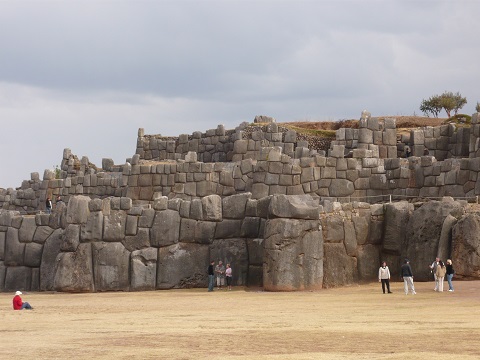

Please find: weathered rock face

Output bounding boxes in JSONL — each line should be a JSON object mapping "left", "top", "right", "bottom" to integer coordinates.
{"left": 54, "top": 243, "right": 94, "bottom": 292}
{"left": 268, "top": 195, "right": 320, "bottom": 220}
{"left": 403, "top": 200, "right": 466, "bottom": 281}
{"left": 451, "top": 214, "right": 480, "bottom": 279}
{"left": 40, "top": 228, "right": 64, "bottom": 291}
{"left": 323, "top": 243, "right": 357, "bottom": 288}
{"left": 157, "top": 243, "right": 209, "bottom": 289}
{"left": 383, "top": 202, "right": 413, "bottom": 255}
{"left": 92, "top": 242, "right": 130, "bottom": 291}
{"left": 263, "top": 218, "right": 323, "bottom": 291}
{"left": 131, "top": 247, "right": 157, "bottom": 291}
{"left": 3, "top": 191, "right": 480, "bottom": 293}
{"left": 357, "top": 244, "right": 381, "bottom": 281}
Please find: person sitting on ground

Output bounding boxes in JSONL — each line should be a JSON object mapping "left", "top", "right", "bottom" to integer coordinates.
{"left": 13, "top": 291, "right": 33, "bottom": 310}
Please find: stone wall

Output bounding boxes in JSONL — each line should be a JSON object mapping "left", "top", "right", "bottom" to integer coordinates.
{"left": 0, "top": 193, "right": 267, "bottom": 292}
{"left": 3, "top": 112, "right": 480, "bottom": 292}
{"left": 3, "top": 194, "right": 480, "bottom": 293}
{"left": 3, "top": 119, "right": 480, "bottom": 213}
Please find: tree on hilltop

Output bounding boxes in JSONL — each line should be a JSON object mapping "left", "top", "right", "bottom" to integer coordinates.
{"left": 420, "top": 91, "right": 467, "bottom": 118}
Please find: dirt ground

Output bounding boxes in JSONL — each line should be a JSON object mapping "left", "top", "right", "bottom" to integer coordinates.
{"left": 1, "top": 280, "right": 480, "bottom": 360}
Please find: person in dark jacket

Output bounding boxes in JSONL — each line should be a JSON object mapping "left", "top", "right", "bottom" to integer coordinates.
{"left": 207, "top": 260, "right": 215, "bottom": 292}
{"left": 401, "top": 259, "right": 416, "bottom": 295}
{"left": 446, "top": 259, "right": 455, "bottom": 292}
{"left": 13, "top": 291, "right": 33, "bottom": 310}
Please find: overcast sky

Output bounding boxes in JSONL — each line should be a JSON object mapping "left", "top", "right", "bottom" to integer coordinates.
{"left": 1, "top": 0, "right": 479, "bottom": 188}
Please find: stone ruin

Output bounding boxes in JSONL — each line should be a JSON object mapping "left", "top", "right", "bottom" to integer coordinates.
{"left": 1, "top": 111, "right": 480, "bottom": 293}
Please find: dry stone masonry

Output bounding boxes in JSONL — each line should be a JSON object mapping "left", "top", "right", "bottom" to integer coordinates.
{"left": 2, "top": 112, "right": 480, "bottom": 292}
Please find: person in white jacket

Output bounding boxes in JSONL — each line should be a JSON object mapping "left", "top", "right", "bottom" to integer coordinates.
{"left": 378, "top": 261, "right": 392, "bottom": 294}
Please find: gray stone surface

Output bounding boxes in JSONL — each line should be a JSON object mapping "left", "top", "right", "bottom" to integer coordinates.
{"left": 131, "top": 247, "right": 157, "bottom": 291}
{"left": 4, "top": 266, "right": 32, "bottom": 292}
{"left": 269, "top": 195, "right": 319, "bottom": 220}
{"left": 404, "top": 200, "right": 465, "bottom": 281}
{"left": 157, "top": 243, "right": 209, "bottom": 289}
{"left": 451, "top": 213, "right": 480, "bottom": 279}
{"left": 103, "top": 210, "right": 127, "bottom": 242}
{"left": 4, "top": 228, "right": 24, "bottom": 266}
{"left": 263, "top": 218, "right": 323, "bottom": 291}
{"left": 18, "top": 216, "right": 36, "bottom": 243}
{"left": 123, "top": 227, "right": 150, "bottom": 252}
{"left": 383, "top": 202, "right": 413, "bottom": 254}
{"left": 356, "top": 244, "right": 380, "bottom": 281}
{"left": 151, "top": 209, "right": 180, "bottom": 247}
{"left": 202, "top": 195, "right": 222, "bottom": 221}
{"left": 222, "top": 193, "right": 251, "bottom": 219}
{"left": 66, "top": 195, "right": 91, "bottom": 224}
{"left": 40, "top": 229, "right": 64, "bottom": 291}
{"left": 24, "top": 242, "right": 43, "bottom": 267}
{"left": 92, "top": 242, "right": 130, "bottom": 291}
{"left": 54, "top": 243, "right": 94, "bottom": 292}
{"left": 323, "top": 243, "right": 357, "bottom": 288}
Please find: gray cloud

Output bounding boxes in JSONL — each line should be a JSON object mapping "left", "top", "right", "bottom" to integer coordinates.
{"left": 1, "top": 0, "right": 479, "bottom": 188}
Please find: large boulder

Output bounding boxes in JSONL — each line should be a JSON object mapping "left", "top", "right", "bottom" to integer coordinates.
{"left": 103, "top": 211, "right": 127, "bottom": 242}
{"left": 269, "top": 195, "right": 319, "bottom": 220}
{"left": 157, "top": 243, "right": 209, "bottom": 289}
{"left": 323, "top": 243, "right": 357, "bottom": 288}
{"left": 40, "top": 228, "right": 64, "bottom": 291}
{"left": 201, "top": 195, "right": 222, "bottom": 221}
{"left": 263, "top": 218, "right": 323, "bottom": 291}
{"left": 222, "top": 193, "right": 251, "bottom": 219}
{"left": 92, "top": 242, "right": 130, "bottom": 291}
{"left": 437, "top": 214, "right": 457, "bottom": 261}
{"left": 4, "top": 228, "right": 24, "bottom": 266}
{"left": 4, "top": 266, "right": 32, "bottom": 292}
{"left": 383, "top": 202, "right": 413, "bottom": 254}
{"left": 66, "top": 195, "right": 90, "bottom": 224}
{"left": 18, "top": 216, "right": 36, "bottom": 243}
{"left": 80, "top": 212, "right": 104, "bottom": 241}
{"left": 150, "top": 209, "right": 180, "bottom": 247}
{"left": 451, "top": 213, "right": 480, "bottom": 279}
{"left": 131, "top": 247, "right": 157, "bottom": 291}
{"left": 54, "top": 243, "right": 94, "bottom": 292}
{"left": 404, "top": 200, "right": 465, "bottom": 281}
{"left": 357, "top": 244, "right": 381, "bottom": 281}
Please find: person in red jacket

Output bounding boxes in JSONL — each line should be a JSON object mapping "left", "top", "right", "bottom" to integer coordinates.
{"left": 13, "top": 291, "right": 33, "bottom": 310}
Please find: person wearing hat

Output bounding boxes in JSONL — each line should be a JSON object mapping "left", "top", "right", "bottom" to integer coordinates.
{"left": 13, "top": 291, "right": 33, "bottom": 310}
{"left": 401, "top": 259, "right": 416, "bottom": 295}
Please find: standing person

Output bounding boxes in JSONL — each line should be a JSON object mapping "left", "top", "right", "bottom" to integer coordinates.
{"left": 45, "top": 197, "right": 52, "bottom": 214}
{"left": 401, "top": 259, "right": 416, "bottom": 295}
{"left": 378, "top": 261, "right": 392, "bottom": 294}
{"left": 429, "top": 257, "right": 440, "bottom": 291}
{"left": 225, "top": 263, "right": 233, "bottom": 291}
{"left": 207, "top": 260, "right": 215, "bottom": 292}
{"left": 435, "top": 260, "right": 446, "bottom": 292}
{"left": 446, "top": 259, "right": 455, "bottom": 292}
{"left": 12, "top": 291, "right": 33, "bottom": 310}
{"left": 215, "top": 260, "right": 226, "bottom": 290}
